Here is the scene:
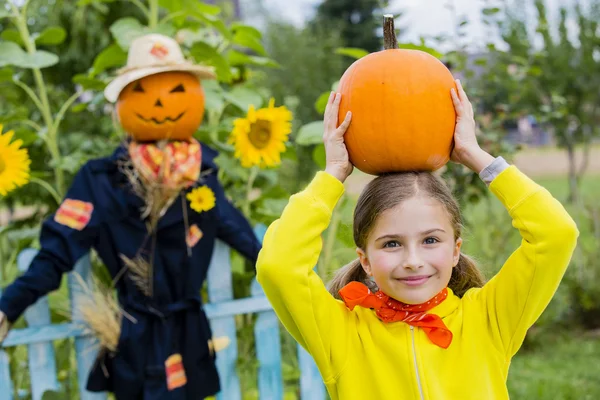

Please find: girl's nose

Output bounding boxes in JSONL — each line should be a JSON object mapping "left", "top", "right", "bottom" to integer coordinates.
{"left": 402, "top": 248, "right": 424, "bottom": 269}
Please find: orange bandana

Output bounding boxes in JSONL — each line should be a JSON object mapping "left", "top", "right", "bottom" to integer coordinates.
{"left": 339, "top": 282, "right": 453, "bottom": 349}
{"left": 128, "top": 139, "right": 201, "bottom": 189}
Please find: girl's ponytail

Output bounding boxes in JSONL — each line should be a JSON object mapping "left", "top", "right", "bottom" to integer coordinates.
{"left": 448, "top": 253, "right": 486, "bottom": 297}
{"left": 327, "top": 258, "right": 375, "bottom": 300}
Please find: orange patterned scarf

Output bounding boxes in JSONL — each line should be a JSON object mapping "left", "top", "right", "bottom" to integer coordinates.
{"left": 339, "top": 282, "right": 453, "bottom": 349}
{"left": 128, "top": 139, "right": 201, "bottom": 189}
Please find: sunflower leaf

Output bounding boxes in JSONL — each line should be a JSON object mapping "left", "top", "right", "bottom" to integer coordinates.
{"left": 314, "top": 91, "right": 330, "bottom": 115}
{"left": 0, "top": 42, "right": 59, "bottom": 69}
{"left": 90, "top": 43, "right": 127, "bottom": 77}
{"left": 73, "top": 74, "right": 107, "bottom": 91}
{"left": 228, "top": 50, "right": 280, "bottom": 68}
{"left": 232, "top": 31, "right": 266, "bottom": 56}
{"left": 1, "top": 29, "right": 24, "bottom": 46}
{"left": 35, "top": 26, "right": 67, "bottom": 46}
{"left": 296, "top": 121, "right": 324, "bottom": 146}
{"left": 190, "top": 42, "right": 232, "bottom": 82}
{"left": 312, "top": 144, "right": 326, "bottom": 168}
{"left": 109, "top": 18, "right": 145, "bottom": 49}
{"left": 223, "top": 87, "right": 263, "bottom": 112}
{"left": 0, "top": 67, "right": 14, "bottom": 82}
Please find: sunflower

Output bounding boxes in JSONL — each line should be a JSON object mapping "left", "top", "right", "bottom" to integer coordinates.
{"left": 186, "top": 185, "right": 216, "bottom": 213}
{"left": 0, "top": 125, "right": 31, "bottom": 196}
{"left": 229, "top": 98, "right": 292, "bottom": 168}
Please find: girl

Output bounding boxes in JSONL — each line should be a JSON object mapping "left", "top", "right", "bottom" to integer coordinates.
{"left": 256, "top": 80, "right": 578, "bottom": 399}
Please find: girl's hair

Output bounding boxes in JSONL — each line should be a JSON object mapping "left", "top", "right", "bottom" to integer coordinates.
{"left": 328, "top": 172, "right": 485, "bottom": 299}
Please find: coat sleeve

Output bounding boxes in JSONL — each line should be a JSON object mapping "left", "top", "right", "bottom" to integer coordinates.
{"left": 469, "top": 166, "right": 579, "bottom": 358}
{"left": 0, "top": 165, "right": 101, "bottom": 322}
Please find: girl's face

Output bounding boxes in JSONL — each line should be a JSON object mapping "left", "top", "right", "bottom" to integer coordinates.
{"left": 357, "top": 196, "right": 462, "bottom": 305}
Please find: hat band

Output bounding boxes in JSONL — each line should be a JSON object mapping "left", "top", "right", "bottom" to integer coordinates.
{"left": 116, "top": 60, "right": 196, "bottom": 75}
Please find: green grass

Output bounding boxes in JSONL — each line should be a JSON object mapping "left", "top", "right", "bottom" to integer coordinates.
{"left": 508, "top": 332, "right": 600, "bottom": 399}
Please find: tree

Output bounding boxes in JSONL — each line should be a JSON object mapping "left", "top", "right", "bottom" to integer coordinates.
{"left": 489, "top": 0, "right": 600, "bottom": 203}
{"left": 311, "top": 0, "right": 391, "bottom": 53}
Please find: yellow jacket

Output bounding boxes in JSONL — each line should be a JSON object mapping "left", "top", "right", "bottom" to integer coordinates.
{"left": 257, "top": 166, "right": 578, "bottom": 400}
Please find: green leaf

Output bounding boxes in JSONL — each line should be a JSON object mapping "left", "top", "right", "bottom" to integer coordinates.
{"left": 90, "top": 43, "right": 127, "bottom": 77}
{"left": 223, "top": 87, "right": 263, "bottom": 112}
{"left": 314, "top": 91, "right": 330, "bottom": 114}
{"left": 1, "top": 29, "right": 23, "bottom": 46}
{"left": 296, "top": 121, "right": 324, "bottom": 146}
{"left": 0, "top": 67, "right": 14, "bottom": 82}
{"left": 153, "top": 23, "right": 177, "bottom": 38}
{"left": 35, "top": 26, "right": 67, "bottom": 45}
{"left": 208, "top": 18, "right": 231, "bottom": 40}
{"left": 0, "top": 42, "right": 58, "bottom": 69}
{"left": 196, "top": 13, "right": 232, "bottom": 40}
{"left": 228, "top": 50, "right": 280, "bottom": 68}
{"left": 232, "top": 31, "right": 266, "bottom": 56}
{"left": 397, "top": 43, "right": 443, "bottom": 59}
{"left": 195, "top": 1, "right": 221, "bottom": 14}
{"left": 231, "top": 23, "right": 262, "bottom": 40}
{"left": 335, "top": 47, "right": 369, "bottom": 59}
{"left": 110, "top": 18, "right": 145, "bottom": 49}
{"left": 21, "top": 51, "right": 60, "bottom": 68}
{"left": 190, "top": 42, "right": 232, "bottom": 82}
{"left": 201, "top": 79, "right": 225, "bottom": 112}
{"left": 71, "top": 103, "right": 89, "bottom": 113}
{"left": 312, "top": 144, "right": 326, "bottom": 168}
{"left": 257, "top": 198, "right": 289, "bottom": 217}
{"left": 0, "top": 10, "right": 12, "bottom": 19}
{"left": 13, "top": 128, "right": 38, "bottom": 146}
{"left": 482, "top": 7, "right": 501, "bottom": 16}
{"left": 73, "top": 74, "right": 107, "bottom": 91}
{"left": 159, "top": 0, "right": 220, "bottom": 15}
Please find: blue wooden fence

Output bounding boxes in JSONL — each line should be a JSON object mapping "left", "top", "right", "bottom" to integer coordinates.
{"left": 0, "top": 229, "right": 326, "bottom": 400}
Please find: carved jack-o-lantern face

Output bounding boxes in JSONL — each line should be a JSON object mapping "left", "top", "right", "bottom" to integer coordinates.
{"left": 116, "top": 71, "right": 205, "bottom": 142}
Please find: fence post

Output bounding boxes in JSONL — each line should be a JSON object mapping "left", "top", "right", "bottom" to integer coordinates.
{"left": 207, "top": 240, "right": 241, "bottom": 400}
{"left": 0, "top": 286, "right": 14, "bottom": 400}
{"left": 298, "top": 344, "right": 326, "bottom": 399}
{"left": 17, "top": 249, "right": 59, "bottom": 400}
{"left": 252, "top": 279, "right": 283, "bottom": 399}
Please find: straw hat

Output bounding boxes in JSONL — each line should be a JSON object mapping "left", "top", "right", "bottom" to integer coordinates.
{"left": 104, "top": 33, "right": 216, "bottom": 103}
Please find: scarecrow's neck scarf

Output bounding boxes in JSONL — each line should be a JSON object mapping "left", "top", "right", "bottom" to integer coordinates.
{"left": 128, "top": 139, "right": 201, "bottom": 189}
{"left": 129, "top": 139, "right": 202, "bottom": 189}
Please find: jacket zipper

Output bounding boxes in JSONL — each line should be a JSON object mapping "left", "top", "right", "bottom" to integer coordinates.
{"left": 410, "top": 326, "right": 425, "bottom": 400}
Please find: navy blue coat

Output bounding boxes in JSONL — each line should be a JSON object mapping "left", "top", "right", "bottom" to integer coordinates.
{"left": 0, "top": 144, "right": 262, "bottom": 399}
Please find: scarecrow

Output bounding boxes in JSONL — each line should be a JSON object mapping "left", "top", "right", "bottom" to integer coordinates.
{"left": 0, "top": 34, "right": 261, "bottom": 399}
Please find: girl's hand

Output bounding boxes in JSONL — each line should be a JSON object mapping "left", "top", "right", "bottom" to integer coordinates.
{"left": 450, "top": 79, "right": 494, "bottom": 173}
{"left": 323, "top": 92, "right": 353, "bottom": 183}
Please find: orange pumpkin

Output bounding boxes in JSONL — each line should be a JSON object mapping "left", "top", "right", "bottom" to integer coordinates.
{"left": 116, "top": 71, "right": 205, "bottom": 142}
{"left": 338, "top": 16, "right": 456, "bottom": 174}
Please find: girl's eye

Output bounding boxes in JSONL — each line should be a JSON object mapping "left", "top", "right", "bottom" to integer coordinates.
{"left": 383, "top": 241, "right": 400, "bottom": 248}
{"left": 424, "top": 237, "right": 439, "bottom": 245}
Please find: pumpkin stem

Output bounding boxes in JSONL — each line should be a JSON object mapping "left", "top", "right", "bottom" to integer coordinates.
{"left": 383, "top": 14, "right": 398, "bottom": 50}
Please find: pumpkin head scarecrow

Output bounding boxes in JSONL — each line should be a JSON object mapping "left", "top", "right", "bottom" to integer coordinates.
{"left": 0, "top": 34, "right": 262, "bottom": 400}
